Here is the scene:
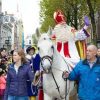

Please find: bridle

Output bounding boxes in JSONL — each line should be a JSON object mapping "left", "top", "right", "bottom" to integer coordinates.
{"left": 40, "top": 55, "right": 53, "bottom": 73}
{"left": 40, "top": 46, "right": 66, "bottom": 99}
{"left": 39, "top": 45, "right": 73, "bottom": 100}
{"left": 40, "top": 54, "right": 65, "bottom": 99}
{"left": 40, "top": 45, "right": 54, "bottom": 73}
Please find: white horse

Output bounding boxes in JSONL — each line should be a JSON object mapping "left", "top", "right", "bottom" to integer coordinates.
{"left": 37, "top": 33, "right": 77, "bottom": 100}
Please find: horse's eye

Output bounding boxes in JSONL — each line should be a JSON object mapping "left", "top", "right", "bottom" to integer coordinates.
{"left": 44, "top": 38, "right": 46, "bottom": 40}
{"left": 51, "top": 46, "right": 54, "bottom": 49}
{"left": 38, "top": 47, "right": 40, "bottom": 51}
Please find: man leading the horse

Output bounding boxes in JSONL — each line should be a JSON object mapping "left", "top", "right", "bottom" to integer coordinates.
{"left": 62, "top": 44, "right": 100, "bottom": 100}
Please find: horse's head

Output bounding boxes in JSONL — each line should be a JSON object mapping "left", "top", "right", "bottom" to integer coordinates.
{"left": 38, "top": 33, "right": 54, "bottom": 73}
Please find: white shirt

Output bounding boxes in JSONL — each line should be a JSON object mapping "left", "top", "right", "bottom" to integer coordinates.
{"left": 14, "top": 65, "right": 19, "bottom": 74}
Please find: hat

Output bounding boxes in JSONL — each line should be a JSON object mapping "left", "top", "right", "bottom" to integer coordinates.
{"left": 26, "top": 46, "right": 36, "bottom": 54}
{"left": 10, "top": 50, "right": 14, "bottom": 55}
{"left": 54, "top": 10, "right": 66, "bottom": 24}
{"left": 0, "top": 64, "right": 7, "bottom": 76}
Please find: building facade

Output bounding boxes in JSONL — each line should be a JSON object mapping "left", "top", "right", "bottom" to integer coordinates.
{"left": 17, "top": 19, "right": 24, "bottom": 49}
{"left": 0, "top": 12, "right": 14, "bottom": 51}
{"left": 24, "top": 34, "right": 33, "bottom": 52}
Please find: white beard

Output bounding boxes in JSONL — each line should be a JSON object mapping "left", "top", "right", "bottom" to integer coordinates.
{"left": 53, "top": 23, "right": 75, "bottom": 42}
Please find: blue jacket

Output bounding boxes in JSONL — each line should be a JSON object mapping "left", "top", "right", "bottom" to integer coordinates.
{"left": 68, "top": 58, "right": 100, "bottom": 100}
{"left": 27, "top": 54, "right": 41, "bottom": 96}
{"left": 4, "top": 63, "right": 34, "bottom": 100}
{"left": 32, "top": 54, "right": 40, "bottom": 72}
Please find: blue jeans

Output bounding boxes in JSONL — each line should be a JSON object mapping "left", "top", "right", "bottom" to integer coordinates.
{"left": 8, "top": 95, "right": 28, "bottom": 100}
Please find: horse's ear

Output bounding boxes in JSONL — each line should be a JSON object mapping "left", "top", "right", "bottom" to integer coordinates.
{"left": 47, "top": 26, "right": 53, "bottom": 36}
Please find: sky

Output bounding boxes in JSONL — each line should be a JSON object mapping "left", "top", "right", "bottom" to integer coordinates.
{"left": 2, "top": 0, "right": 40, "bottom": 36}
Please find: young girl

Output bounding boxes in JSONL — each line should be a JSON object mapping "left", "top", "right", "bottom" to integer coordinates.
{"left": 0, "top": 72, "right": 6, "bottom": 100}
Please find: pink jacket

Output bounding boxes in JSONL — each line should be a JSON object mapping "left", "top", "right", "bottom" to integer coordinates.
{"left": 0, "top": 76, "right": 6, "bottom": 89}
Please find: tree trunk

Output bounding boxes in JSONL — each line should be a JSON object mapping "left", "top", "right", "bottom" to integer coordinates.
{"left": 86, "top": 0, "right": 97, "bottom": 44}
{"left": 74, "top": 3, "right": 78, "bottom": 29}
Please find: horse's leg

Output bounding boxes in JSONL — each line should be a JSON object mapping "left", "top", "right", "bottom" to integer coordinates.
{"left": 44, "top": 93, "right": 53, "bottom": 100}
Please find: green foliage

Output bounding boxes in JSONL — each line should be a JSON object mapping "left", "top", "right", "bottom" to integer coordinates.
{"left": 40, "top": 0, "right": 89, "bottom": 32}
{"left": 40, "top": 0, "right": 65, "bottom": 33}
{"left": 39, "top": 0, "right": 100, "bottom": 39}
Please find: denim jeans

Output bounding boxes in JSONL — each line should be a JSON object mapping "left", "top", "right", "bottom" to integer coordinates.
{"left": 8, "top": 95, "right": 28, "bottom": 100}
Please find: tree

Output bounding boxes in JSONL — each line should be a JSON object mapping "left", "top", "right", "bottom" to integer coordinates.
{"left": 40, "top": 0, "right": 89, "bottom": 32}
{"left": 39, "top": 0, "right": 100, "bottom": 44}
{"left": 40, "top": 0, "right": 65, "bottom": 33}
{"left": 86, "top": 0, "right": 96, "bottom": 44}
{"left": 32, "top": 28, "right": 40, "bottom": 45}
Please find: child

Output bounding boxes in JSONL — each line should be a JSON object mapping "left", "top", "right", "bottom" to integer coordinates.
{"left": 0, "top": 71, "right": 6, "bottom": 100}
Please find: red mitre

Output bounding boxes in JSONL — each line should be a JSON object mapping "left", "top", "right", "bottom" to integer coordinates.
{"left": 53, "top": 10, "right": 66, "bottom": 24}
